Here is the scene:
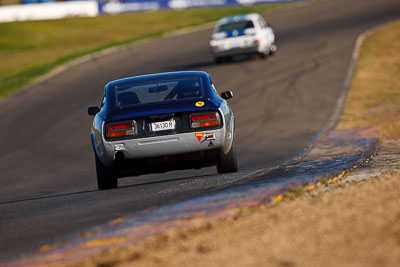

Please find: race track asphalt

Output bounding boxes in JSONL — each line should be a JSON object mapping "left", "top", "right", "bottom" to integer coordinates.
{"left": 0, "top": 0, "right": 399, "bottom": 260}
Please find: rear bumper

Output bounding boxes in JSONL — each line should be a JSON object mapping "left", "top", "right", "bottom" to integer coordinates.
{"left": 98, "top": 129, "right": 225, "bottom": 166}
{"left": 212, "top": 45, "right": 259, "bottom": 57}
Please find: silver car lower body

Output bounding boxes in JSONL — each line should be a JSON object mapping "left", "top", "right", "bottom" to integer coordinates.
{"left": 98, "top": 128, "right": 226, "bottom": 167}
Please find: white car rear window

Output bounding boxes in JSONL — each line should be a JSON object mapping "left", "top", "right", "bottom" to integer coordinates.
{"left": 218, "top": 20, "right": 254, "bottom": 32}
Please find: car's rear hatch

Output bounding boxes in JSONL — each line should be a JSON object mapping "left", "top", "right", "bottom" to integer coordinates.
{"left": 104, "top": 99, "right": 222, "bottom": 140}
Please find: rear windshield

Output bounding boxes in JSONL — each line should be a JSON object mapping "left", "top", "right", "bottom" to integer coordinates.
{"left": 112, "top": 77, "right": 204, "bottom": 108}
{"left": 217, "top": 20, "right": 254, "bottom": 32}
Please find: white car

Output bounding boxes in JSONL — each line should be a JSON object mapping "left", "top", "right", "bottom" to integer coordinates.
{"left": 210, "top": 13, "right": 276, "bottom": 63}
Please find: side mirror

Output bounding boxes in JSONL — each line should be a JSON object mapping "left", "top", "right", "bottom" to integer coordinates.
{"left": 220, "top": 91, "right": 233, "bottom": 100}
{"left": 88, "top": 106, "right": 100, "bottom": 116}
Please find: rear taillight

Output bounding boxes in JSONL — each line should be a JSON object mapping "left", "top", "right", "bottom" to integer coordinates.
{"left": 210, "top": 45, "right": 220, "bottom": 51}
{"left": 105, "top": 121, "right": 135, "bottom": 138}
{"left": 190, "top": 112, "right": 221, "bottom": 129}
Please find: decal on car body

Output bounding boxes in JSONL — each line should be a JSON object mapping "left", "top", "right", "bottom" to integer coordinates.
{"left": 195, "top": 101, "right": 205, "bottom": 107}
{"left": 195, "top": 133, "right": 204, "bottom": 142}
{"left": 201, "top": 134, "right": 216, "bottom": 143}
{"left": 114, "top": 144, "right": 126, "bottom": 151}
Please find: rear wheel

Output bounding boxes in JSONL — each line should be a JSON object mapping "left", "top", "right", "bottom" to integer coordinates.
{"left": 269, "top": 44, "right": 277, "bottom": 55}
{"left": 260, "top": 44, "right": 277, "bottom": 58}
{"left": 214, "top": 57, "right": 223, "bottom": 64}
{"left": 95, "top": 154, "right": 118, "bottom": 190}
{"left": 215, "top": 56, "right": 233, "bottom": 64}
{"left": 217, "top": 139, "right": 238, "bottom": 174}
{"left": 259, "top": 49, "right": 269, "bottom": 59}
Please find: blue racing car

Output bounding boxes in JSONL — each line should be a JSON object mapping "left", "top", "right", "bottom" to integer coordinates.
{"left": 88, "top": 71, "right": 237, "bottom": 190}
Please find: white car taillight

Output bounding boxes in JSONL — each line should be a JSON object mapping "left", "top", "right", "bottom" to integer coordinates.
{"left": 210, "top": 45, "right": 220, "bottom": 51}
{"left": 190, "top": 112, "right": 221, "bottom": 129}
{"left": 105, "top": 121, "right": 135, "bottom": 138}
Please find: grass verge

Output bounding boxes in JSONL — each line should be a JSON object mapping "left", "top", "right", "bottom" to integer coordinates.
{"left": 0, "top": 3, "right": 301, "bottom": 99}
{"left": 336, "top": 21, "right": 400, "bottom": 140}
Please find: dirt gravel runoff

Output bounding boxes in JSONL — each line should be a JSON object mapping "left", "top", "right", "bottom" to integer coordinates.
{"left": 77, "top": 19, "right": 400, "bottom": 267}
{"left": 87, "top": 170, "right": 400, "bottom": 267}
{"left": 78, "top": 141, "right": 400, "bottom": 267}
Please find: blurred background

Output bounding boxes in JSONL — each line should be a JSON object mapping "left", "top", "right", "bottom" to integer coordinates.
{"left": 1, "top": 0, "right": 88, "bottom": 4}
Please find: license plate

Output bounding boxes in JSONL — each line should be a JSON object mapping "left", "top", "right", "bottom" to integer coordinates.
{"left": 151, "top": 120, "right": 176, "bottom": 132}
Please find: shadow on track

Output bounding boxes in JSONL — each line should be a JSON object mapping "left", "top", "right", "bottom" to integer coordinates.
{"left": 0, "top": 190, "right": 98, "bottom": 205}
{"left": 0, "top": 173, "right": 217, "bottom": 206}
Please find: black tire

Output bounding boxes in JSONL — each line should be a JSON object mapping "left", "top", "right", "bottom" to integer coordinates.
{"left": 95, "top": 154, "right": 118, "bottom": 190}
{"left": 215, "top": 57, "right": 223, "bottom": 64}
{"left": 259, "top": 48, "right": 269, "bottom": 59}
{"left": 270, "top": 44, "right": 277, "bottom": 55}
{"left": 217, "top": 139, "right": 238, "bottom": 174}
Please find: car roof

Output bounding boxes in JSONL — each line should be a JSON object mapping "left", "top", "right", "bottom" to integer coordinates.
{"left": 218, "top": 13, "right": 260, "bottom": 24}
{"left": 106, "top": 71, "right": 211, "bottom": 89}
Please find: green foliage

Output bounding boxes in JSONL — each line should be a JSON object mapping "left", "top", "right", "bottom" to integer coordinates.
{"left": 0, "top": 4, "right": 298, "bottom": 98}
